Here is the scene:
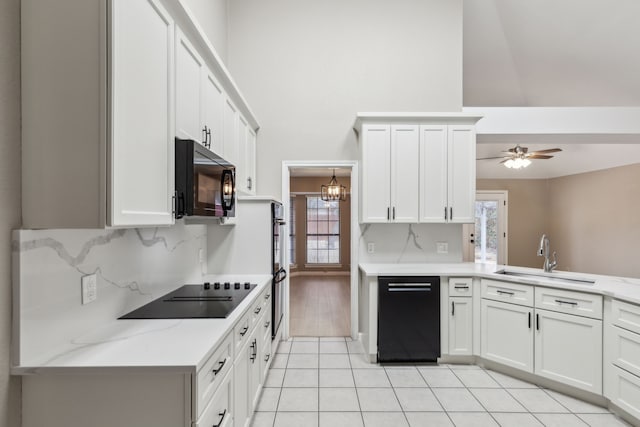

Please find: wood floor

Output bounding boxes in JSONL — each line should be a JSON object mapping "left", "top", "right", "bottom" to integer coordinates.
{"left": 289, "top": 274, "right": 350, "bottom": 337}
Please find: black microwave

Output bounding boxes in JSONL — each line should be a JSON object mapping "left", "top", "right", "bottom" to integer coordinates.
{"left": 175, "top": 138, "right": 236, "bottom": 219}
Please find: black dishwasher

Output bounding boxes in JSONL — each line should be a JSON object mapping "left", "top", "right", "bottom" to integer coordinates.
{"left": 378, "top": 276, "right": 440, "bottom": 363}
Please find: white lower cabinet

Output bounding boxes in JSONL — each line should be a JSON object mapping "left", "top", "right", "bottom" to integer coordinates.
{"left": 481, "top": 299, "right": 534, "bottom": 372}
{"left": 480, "top": 281, "right": 603, "bottom": 395}
{"left": 449, "top": 297, "right": 473, "bottom": 355}
{"left": 196, "top": 368, "right": 233, "bottom": 427}
{"left": 534, "top": 308, "right": 602, "bottom": 393}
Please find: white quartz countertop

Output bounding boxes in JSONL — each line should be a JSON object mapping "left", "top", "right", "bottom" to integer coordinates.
{"left": 359, "top": 263, "right": 640, "bottom": 305}
{"left": 13, "top": 274, "right": 272, "bottom": 375}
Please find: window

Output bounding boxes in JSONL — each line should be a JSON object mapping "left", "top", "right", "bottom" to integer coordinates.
{"left": 306, "top": 196, "right": 340, "bottom": 264}
{"left": 289, "top": 196, "right": 296, "bottom": 266}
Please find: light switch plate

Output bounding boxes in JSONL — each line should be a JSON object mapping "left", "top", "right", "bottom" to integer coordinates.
{"left": 81, "top": 273, "right": 97, "bottom": 304}
{"left": 436, "top": 242, "right": 449, "bottom": 254}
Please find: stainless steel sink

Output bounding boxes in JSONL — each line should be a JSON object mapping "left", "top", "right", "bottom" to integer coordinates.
{"left": 494, "top": 269, "right": 595, "bottom": 286}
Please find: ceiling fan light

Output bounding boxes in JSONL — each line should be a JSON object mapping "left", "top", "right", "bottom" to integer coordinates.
{"left": 522, "top": 158, "right": 532, "bottom": 168}
{"left": 504, "top": 159, "right": 515, "bottom": 168}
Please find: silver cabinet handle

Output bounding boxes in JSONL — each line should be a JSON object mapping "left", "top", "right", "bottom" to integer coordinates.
{"left": 497, "top": 290, "right": 514, "bottom": 296}
{"left": 454, "top": 285, "right": 469, "bottom": 289}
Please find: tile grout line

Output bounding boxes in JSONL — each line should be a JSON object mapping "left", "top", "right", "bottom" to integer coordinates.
{"left": 416, "top": 365, "right": 458, "bottom": 427}
{"left": 448, "top": 365, "right": 504, "bottom": 425}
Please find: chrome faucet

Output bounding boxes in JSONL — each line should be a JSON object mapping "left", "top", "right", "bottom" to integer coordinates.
{"left": 538, "top": 234, "right": 558, "bottom": 273}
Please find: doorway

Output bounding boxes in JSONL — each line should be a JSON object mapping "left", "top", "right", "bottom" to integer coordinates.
{"left": 281, "top": 161, "right": 359, "bottom": 339}
{"left": 463, "top": 191, "right": 509, "bottom": 265}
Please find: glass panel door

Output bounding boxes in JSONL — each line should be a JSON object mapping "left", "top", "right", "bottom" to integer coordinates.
{"left": 463, "top": 191, "right": 508, "bottom": 265}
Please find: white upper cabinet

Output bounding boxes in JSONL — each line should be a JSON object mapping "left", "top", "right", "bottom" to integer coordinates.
{"left": 223, "top": 97, "right": 239, "bottom": 166}
{"left": 236, "top": 115, "right": 257, "bottom": 195}
{"left": 246, "top": 129, "right": 257, "bottom": 194}
{"left": 391, "top": 125, "right": 420, "bottom": 222}
{"left": 110, "top": 0, "right": 175, "bottom": 227}
{"left": 202, "top": 71, "right": 224, "bottom": 155}
{"left": 175, "top": 29, "right": 204, "bottom": 142}
{"left": 420, "top": 124, "right": 476, "bottom": 223}
{"left": 360, "top": 125, "right": 392, "bottom": 222}
{"left": 356, "top": 114, "right": 482, "bottom": 224}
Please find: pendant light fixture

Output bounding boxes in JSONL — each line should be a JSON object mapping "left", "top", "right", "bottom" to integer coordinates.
{"left": 321, "top": 169, "right": 347, "bottom": 202}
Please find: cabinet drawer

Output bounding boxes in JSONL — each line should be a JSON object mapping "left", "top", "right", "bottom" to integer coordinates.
{"left": 612, "top": 299, "right": 640, "bottom": 335}
{"left": 481, "top": 279, "right": 533, "bottom": 307}
{"left": 234, "top": 308, "right": 252, "bottom": 354}
{"left": 610, "top": 325, "right": 640, "bottom": 378}
{"left": 195, "top": 367, "right": 233, "bottom": 427}
{"left": 609, "top": 365, "right": 640, "bottom": 422}
{"left": 196, "top": 332, "right": 233, "bottom": 417}
{"left": 449, "top": 277, "right": 473, "bottom": 297}
{"left": 535, "top": 287, "right": 603, "bottom": 320}
{"left": 251, "top": 289, "right": 267, "bottom": 326}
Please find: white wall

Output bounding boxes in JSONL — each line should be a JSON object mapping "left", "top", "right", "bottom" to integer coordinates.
{"left": 227, "top": 0, "right": 463, "bottom": 199}
{"left": 181, "top": 0, "right": 228, "bottom": 63}
{"left": 0, "top": 0, "right": 22, "bottom": 424}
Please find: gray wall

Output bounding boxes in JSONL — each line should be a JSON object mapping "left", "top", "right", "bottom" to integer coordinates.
{"left": 227, "top": 0, "right": 463, "bottom": 199}
{"left": 182, "top": 0, "right": 228, "bottom": 63}
{"left": 0, "top": 0, "right": 22, "bottom": 425}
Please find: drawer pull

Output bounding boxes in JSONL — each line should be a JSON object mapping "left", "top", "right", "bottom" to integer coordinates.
{"left": 497, "top": 290, "right": 515, "bottom": 296}
{"left": 264, "top": 353, "right": 271, "bottom": 362}
{"left": 212, "top": 359, "right": 227, "bottom": 376}
{"left": 265, "top": 293, "right": 271, "bottom": 299}
{"left": 254, "top": 306, "right": 262, "bottom": 314}
{"left": 265, "top": 321, "right": 271, "bottom": 329}
{"left": 555, "top": 299, "right": 578, "bottom": 306}
{"left": 454, "top": 285, "right": 469, "bottom": 289}
{"left": 250, "top": 339, "right": 258, "bottom": 363}
{"left": 213, "top": 409, "right": 227, "bottom": 427}
{"left": 239, "top": 326, "right": 249, "bottom": 336}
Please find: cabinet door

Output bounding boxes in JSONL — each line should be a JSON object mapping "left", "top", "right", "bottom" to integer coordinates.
{"left": 202, "top": 70, "right": 224, "bottom": 155}
{"left": 390, "top": 125, "right": 419, "bottom": 222}
{"left": 361, "top": 124, "right": 391, "bottom": 222}
{"left": 447, "top": 125, "right": 476, "bottom": 223}
{"left": 233, "top": 340, "right": 250, "bottom": 427}
{"left": 175, "top": 29, "right": 204, "bottom": 142}
{"left": 419, "top": 125, "right": 448, "bottom": 222}
{"left": 481, "top": 299, "right": 534, "bottom": 372}
{"left": 247, "top": 329, "right": 262, "bottom": 422}
{"left": 110, "top": 0, "right": 175, "bottom": 226}
{"left": 449, "top": 297, "right": 473, "bottom": 355}
{"left": 246, "top": 129, "right": 257, "bottom": 194}
{"left": 236, "top": 115, "right": 249, "bottom": 194}
{"left": 535, "top": 309, "right": 602, "bottom": 394}
{"left": 223, "top": 97, "right": 239, "bottom": 165}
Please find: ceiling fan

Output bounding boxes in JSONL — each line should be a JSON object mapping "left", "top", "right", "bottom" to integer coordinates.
{"left": 478, "top": 145, "right": 562, "bottom": 169}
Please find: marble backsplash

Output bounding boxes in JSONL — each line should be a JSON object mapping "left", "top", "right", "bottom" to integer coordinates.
{"left": 12, "top": 223, "right": 207, "bottom": 366}
{"left": 358, "top": 223, "right": 463, "bottom": 264}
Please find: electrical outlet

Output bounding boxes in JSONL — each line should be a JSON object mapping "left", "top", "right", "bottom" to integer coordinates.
{"left": 367, "top": 242, "right": 375, "bottom": 253}
{"left": 436, "top": 242, "right": 449, "bottom": 254}
{"left": 81, "top": 274, "right": 97, "bottom": 304}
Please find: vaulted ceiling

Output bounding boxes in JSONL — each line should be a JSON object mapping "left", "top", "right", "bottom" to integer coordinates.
{"left": 464, "top": 0, "right": 640, "bottom": 178}
{"left": 463, "top": 0, "right": 640, "bottom": 107}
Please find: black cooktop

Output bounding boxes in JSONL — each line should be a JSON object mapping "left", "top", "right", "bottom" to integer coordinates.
{"left": 119, "top": 281, "right": 257, "bottom": 319}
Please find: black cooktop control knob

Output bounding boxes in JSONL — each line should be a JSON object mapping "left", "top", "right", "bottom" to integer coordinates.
{"left": 234, "top": 282, "right": 241, "bottom": 289}
{"left": 244, "top": 282, "right": 251, "bottom": 289}
{"left": 214, "top": 282, "right": 221, "bottom": 289}
{"left": 203, "top": 282, "right": 211, "bottom": 290}
{"left": 224, "top": 282, "right": 230, "bottom": 290}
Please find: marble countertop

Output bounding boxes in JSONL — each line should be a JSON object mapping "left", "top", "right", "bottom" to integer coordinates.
{"left": 12, "top": 274, "right": 272, "bottom": 375}
{"left": 359, "top": 263, "right": 640, "bottom": 305}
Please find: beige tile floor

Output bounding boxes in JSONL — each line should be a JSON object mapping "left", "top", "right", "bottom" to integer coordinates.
{"left": 251, "top": 337, "right": 632, "bottom": 427}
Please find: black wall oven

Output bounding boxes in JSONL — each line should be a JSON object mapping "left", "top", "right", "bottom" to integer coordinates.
{"left": 175, "top": 138, "right": 236, "bottom": 219}
{"left": 272, "top": 201, "right": 286, "bottom": 339}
